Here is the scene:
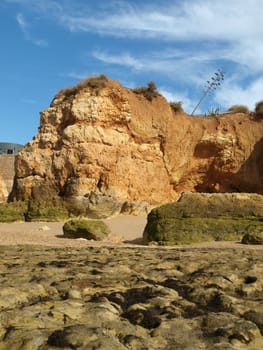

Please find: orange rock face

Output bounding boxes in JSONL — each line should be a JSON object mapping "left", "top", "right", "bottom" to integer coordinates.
{"left": 10, "top": 77, "right": 263, "bottom": 215}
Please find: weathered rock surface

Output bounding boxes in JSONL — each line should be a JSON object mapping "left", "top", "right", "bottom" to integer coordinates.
{"left": 0, "top": 245, "right": 263, "bottom": 349}
{"left": 0, "top": 155, "right": 15, "bottom": 202}
{"left": 143, "top": 192, "right": 263, "bottom": 245}
{"left": 0, "top": 175, "right": 7, "bottom": 202}
{"left": 63, "top": 219, "right": 111, "bottom": 240}
{"left": 10, "top": 76, "right": 263, "bottom": 216}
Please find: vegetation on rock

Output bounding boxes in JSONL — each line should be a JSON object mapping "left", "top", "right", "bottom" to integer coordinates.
{"left": 63, "top": 219, "right": 111, "bottom": 240}
{"left": 204, "top": 107, "right": 221, "bottom": 117}
{"left": 241, "top": 232, "right": 263, "bottom": 244}
{"left": 191, "top": 69, "right": 224, "bottom": 115}
{"left": 169, "top": 101, "right": 184, "bottom": 113}
{"left": 0, "top": 201, "right": 27, "bottom": 222}
{"left": 132, "top": 81, "right": 159, "bottom": 101}
{"left": 255, "top": 100, "right": 263, "bottom": 119}
{"left": 25, "top": 200, "right": 69, "bottom": 222}
{"left": 143, "top": 193, "right": 263, "bottom": 245}
{"left": 228, "top": 104, "right": 250, "bottom": 114}
{"left": 0, "top": 199, "right": 70, "bottom": 223}
{"left": 53, "top": 74, "right": 108, "bottom": 104}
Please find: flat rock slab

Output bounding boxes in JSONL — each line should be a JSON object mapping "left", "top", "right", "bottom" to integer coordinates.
{"left": 144, "top": 193, "right": 263, "bottom": 245}
{"left": 0, "top": 245, "right": 263, "bottom": 349}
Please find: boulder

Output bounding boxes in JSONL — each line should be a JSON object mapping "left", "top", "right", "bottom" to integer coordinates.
{"left": 143, "top": 193, "right": 263, "bottom": 245}
{"left": 241, "top": 232, "right": 263, "bottom": 244}
{"left": 63, "top": 219, "right": 111, "bottom": 241}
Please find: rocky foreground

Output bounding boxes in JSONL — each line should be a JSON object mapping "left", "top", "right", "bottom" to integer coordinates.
{"left": 0, "top": 245, "right": 263, "bottom": 349}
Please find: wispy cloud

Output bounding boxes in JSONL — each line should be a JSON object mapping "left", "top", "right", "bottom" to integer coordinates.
{"left": 16, "top": 12, "right": 27, "bottom": 30}
{"left": 16, "top": 12, "right": 48, "bottom": 47}
{"left": 8, "top": 1, "right": 263, "bottom": 70}
{"left": 92, "top": 49, "right": 223, "bottom": 87}
{"left": 6, "top": 0, "right": 263, "bottom": 110}
{"left": 215, "top": 76, "right": 263, "bottom": 110}
{"left": 159, "top": 88, "right": 195, "bottom": 114}
{"left": 92, "top": 51, "right": 144, "bottom": 70}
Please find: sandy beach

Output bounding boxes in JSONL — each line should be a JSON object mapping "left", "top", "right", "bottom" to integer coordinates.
{"left": 0, "top": 215, "right": 263, "bottom": 250}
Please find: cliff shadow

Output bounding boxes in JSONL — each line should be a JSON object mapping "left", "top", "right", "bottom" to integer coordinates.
{"left": 234, "top": 137, "right": 263, "bottom": 193}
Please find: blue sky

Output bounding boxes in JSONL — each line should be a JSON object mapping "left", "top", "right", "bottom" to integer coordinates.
{"left": 1, "top": 0, "right": 263, "bottom": 144}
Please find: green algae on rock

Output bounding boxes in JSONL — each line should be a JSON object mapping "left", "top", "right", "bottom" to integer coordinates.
{"left": 63, "top": 219, "right": 111, "bottom": 240}
{"left": 143, "top": 193, "right": 263, "bottom": 245}
{"left": 242, "top": 231, "right": 263, "bottom": 245}
{"left": 25, "top": 200, "right": 69, "bottom": 222}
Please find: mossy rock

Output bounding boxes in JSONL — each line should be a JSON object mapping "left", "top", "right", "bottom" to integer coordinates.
{"left": 63, "top": 219, "right": 111, "bottom": 241}
{"left": 152, "top": 193, "right": 263, "bottom": 219}
{"left": 241, "top": 232, "right": 263, "bottom": 245}
{"left": 25, "top": 200, "right": 69, "bottom": 222}
{"left": 143, "top": 193, "right": 263, "bottom": 245}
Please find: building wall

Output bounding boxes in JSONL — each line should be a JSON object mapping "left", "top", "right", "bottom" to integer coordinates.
{"left": 0, "top": 142, "right": 24, "bottom": 155}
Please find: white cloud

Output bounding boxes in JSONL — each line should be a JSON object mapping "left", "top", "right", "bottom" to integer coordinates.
{"left": 159, "top": 88, "right": 195, "bottom": 114}
{"left": 8, "top": 1, "right": 263, "bottom": 71}
{"left": 16, "top": 13, "right": 27, "bottom": 30}
{"left": 215, "top": 77, "right": 263, "bottom": 110}
{"left": 15, "top": 12, "right": 48, "bottom": 47}
{"left": 6, "top": 0, "right": 263, "bottom": 109}
{"left": 56, "top": 0, "right": 262, "bottom": 41}
{"left": 92, "top": 49, "right": 220, "bottom": 88}
{"left": 92, "top": 51, "right": 144, "bottom": 70}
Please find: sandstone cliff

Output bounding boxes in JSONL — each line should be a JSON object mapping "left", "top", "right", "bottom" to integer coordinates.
{"left": 0, "top": 174, "right": 7, "bottom": 202}
{"left": 0, "top": 155, "right": 16, "bottom": 202}
{"left": 10, "top": 76, "right": 263, "bottom": 216}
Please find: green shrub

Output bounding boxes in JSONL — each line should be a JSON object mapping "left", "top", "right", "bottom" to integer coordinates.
{"left": 25, "top": 200, "right": 69, "bottom": 222}
{"left": 0, "top": 202, "right": 27, "bottom": 222}
{"left": 132, "top": 81, "right": 159, "bottom": 101}
{"left": 170, "top": 101, "right": 184, "bottom": 113}
{"left": 63, "top": 219, "right": 111, "bottom": 240}
{"left": 228, "top": 105, "right": 249, "bottom": 114}
{"left": 255, "top": 100, "right": 263, "bottom": 119}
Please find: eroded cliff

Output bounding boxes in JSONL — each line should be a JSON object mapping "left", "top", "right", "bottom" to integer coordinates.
{"left": 0, "top": 175, "right": 7, "bottom": 202}
{"left": 10, "top": 76, "right": 263, "bottom": 216}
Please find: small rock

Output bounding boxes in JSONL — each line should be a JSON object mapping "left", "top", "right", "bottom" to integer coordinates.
{"left": 38, "top": 225, "right": 51, "bottom": 231}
